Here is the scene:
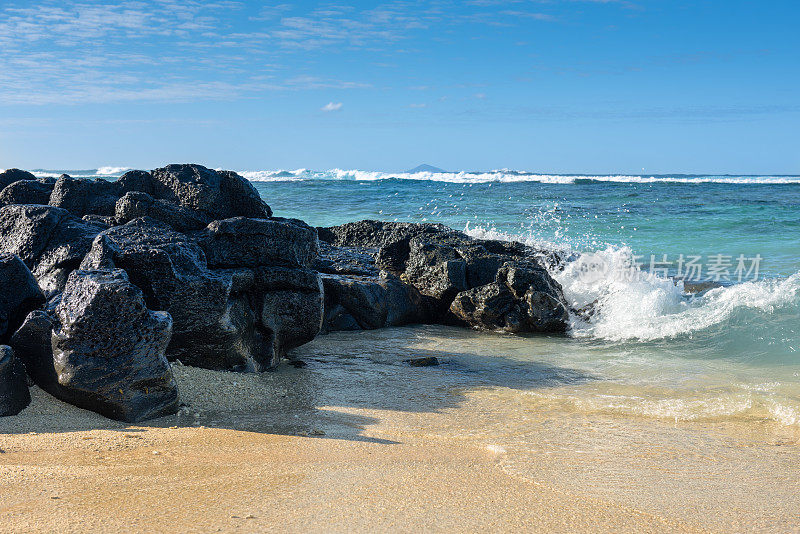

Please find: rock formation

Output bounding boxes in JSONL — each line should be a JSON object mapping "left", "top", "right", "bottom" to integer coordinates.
{"left": 0, "top": 164, "right": 571, "bottom": 422}
{"left": 12, "top": 269, "right": 178, "bottom": 422}
{"left": 318, "top": 220, "right": 569, "bottom": 333}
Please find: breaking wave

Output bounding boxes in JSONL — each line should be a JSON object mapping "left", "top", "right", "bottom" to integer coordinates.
{"left": 465, "top": 226, "right": 800, "bottom": 345}
{"left": 96, "top": 166, "right": 131, "bottom": 175}
{"left": 16, "top": 167, "right": 800, "bottom": 185}
{"left": 239, "top": 168, "right": 800, "bottom": 185}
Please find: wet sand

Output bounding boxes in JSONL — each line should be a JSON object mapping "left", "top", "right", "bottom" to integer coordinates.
{"left": 0, "top": 385, "right": 687, "bottom": 533}
{"left": 2, "top": 327, "right": 798, "bottom": 532}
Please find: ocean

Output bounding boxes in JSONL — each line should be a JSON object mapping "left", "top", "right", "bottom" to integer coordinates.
{"left": 28, "top": 167, "right": 800, "bottom": 428}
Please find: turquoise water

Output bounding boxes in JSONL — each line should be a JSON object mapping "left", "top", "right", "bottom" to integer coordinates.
{"left": 254, "top": 178, "right": 800, "bottom": 278}
{"left": 248, "top": 171, "right": 800, "bottom": 427}
{"left": 29, "top": 168, "right": 800, "bottom": 426}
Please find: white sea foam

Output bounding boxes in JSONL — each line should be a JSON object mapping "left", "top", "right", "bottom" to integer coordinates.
{"left": 465, "top": 226, "right": 800, "bottom": 343}
{"left": 21, "top": 167, "right": 800, "bottom": 184}
{"left": 238, "top": 168, "right": 800, "bottom": 185}
{"left": 558, "top": 251, "right": 800, "bottom": 342}
{"left": 96, "top": 166, "right": 130, "bottom": 175}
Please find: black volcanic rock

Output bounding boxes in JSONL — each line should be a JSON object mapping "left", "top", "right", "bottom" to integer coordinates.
{"left": 450, "top": 261, "right": 569, "bottom": 333}
{"left": 318, "top": 219, "right": 454, "bottom": 251}
{"left": 316, "top": 241, "right": 430, "bottom": 332}
{"left": 0, "top": 168, "right": 36, "bottom": 191}
{"left": 320, "top": 220, "right": 569, "bottom": 334}
{"left": 0, "top": 205, "right": 105, "bottom": 296}
{"left": 119, "top": 164, "right": 271, "bottom": 222}
{"left": 81, "top": 217, "right": 322, "bottom": 371}
{"left": 116, "top": 169, "right": 155, "bottom": 195}
{"left": 321, "top": 273, "right": 428, "bottom": 331}
{"left": 257, "top": 266, "right": 324, "bottom": 366}
{"left": 80, "top": 218, "right": 250, "bottom": 370}
{"left": 0, "top": 253, "right": 45, "bottom": 343}
{"left": 9, "top": 309, "right": 58, "bottom": 395}
{"left": 11, "top": 269, "right": 178, "bottom": 422}
{"left": 0, "top": 346, "right": 30, "bottom": 417}
{"left": 0, "top": 178, "right": 56, "bottom": 207}
{"left": 318, "top": 219, "right": 456, "bottom": 273}
{"left": 199, "top": 217, "right": 319, "bottom": 269}
{"left": 49, "top": 176, "right": 122, "bottom": 217}
{"left": 115, "top": 191, "right": 207, "bottom": 232}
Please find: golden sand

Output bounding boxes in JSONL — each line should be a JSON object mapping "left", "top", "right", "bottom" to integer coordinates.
{"left": 0, "top": 369, "right": 695, "bottom": 534}
{"left": 2, "top": 326, "right": 798, "bottom": 533}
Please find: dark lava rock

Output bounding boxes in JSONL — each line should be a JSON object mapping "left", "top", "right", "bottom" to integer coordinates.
{"left": 316, "top": 242, "right": 430, "bottom": 332}
{"left": 449, "top": 261, "right": 569, "bottom": 333}
{"left": 320, "top": 220, "right": 570, "bottom": 334}
{"left": 256, "top": 266, "right": 324, "bottom": 367}
{"left": 321, "top": 273, "right": 428, "bottom": 332}
{"left": 403, "top": 234, "right": 469, "bottom": 302}
{"left": 0, "top": 205, "right": 105, "bottom": 297}
{"left": 12, "top": 269, "right": 178, "bottom": 422}
{"left": 9, "top": 309, "right": 58, "bottom": 393}
{"left": 81, "top": 218, "right": 322, "bottom": 371}
{"left": 115, "top": 191, "right": 207, "bottom": 232}
{"left": 315, "top": 242, "right": 381, "bottom": 277}
{"left": 0, "top": 168, "right": 36, "bottom": 191}
{"left": 318, "top": 219, "right": 455, "bottom": 273}
{"left": 49, "top": 176, "right": 122, "bottom": 217}
{"left": 199, "top": 217, "right": 318, "bottom": 269}
{"left": 0, "top": 346, "right": 30, "bottom": 416}
{"left": 81, "top": 218, "right": 254, "bottom": 370}
{"left": 0, "top": 178, "right": 56, "bottom": 207}
{"left": 82, "top": 214, "right": 116, "bottom": 227}
{"left": 116, "top": 169, "right": 154, "bottom": 195}
{"left": 318, "top": 219, "right": 453, "bottom": 250}
{"left": 119, "top": 164, "right": 271, "bottom": 222}
{"left": 0, "top": 253, "right": 45, "bottom": 343}
{"left": 403, "top": 356, "right": 439, "bottom": 367}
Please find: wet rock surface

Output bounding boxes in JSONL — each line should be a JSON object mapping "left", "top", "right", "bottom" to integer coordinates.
{"left": 0, "top": 253, "right": 45, "bottom": 343}
{"left": 319, "top": 220, "right": 569, "bottom": 333}
{"left": 0, "top": 346, "right": 30, "bottom": 416}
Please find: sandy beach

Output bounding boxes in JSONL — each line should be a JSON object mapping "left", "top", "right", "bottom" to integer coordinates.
{"left": 0, "top": 397, "right": 685, "bottom": 533}
{"left": 2, "top": 327, "right": 799, "bottom": 533}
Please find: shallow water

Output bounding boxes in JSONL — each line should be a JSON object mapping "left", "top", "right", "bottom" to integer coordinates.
{"left": 32, "top": 168, "right": 800, "bottom": 427}
{"left": 290, "top": 326, "right": 800, "bottom": 531}
{"left": 249, "top": 171, "right": 800, "bottom": 429}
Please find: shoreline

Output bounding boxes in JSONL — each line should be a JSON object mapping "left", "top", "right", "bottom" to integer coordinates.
{"left": 3, "top": 326, "right": 799, "bottom": 533}
{"left": 0, "top": 373, "right": 690, "bottom": 534}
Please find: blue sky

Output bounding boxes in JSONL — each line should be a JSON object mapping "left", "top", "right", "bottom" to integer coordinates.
{"left": 0, "top": 0, "right": 797, "bottom": 173}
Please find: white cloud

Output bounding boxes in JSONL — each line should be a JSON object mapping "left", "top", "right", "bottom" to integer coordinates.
{"left": 0, "top": 0, "right": 568, "bottom": 106}
{"left": 321, "top": 102, "right": 343, "bottom": 112}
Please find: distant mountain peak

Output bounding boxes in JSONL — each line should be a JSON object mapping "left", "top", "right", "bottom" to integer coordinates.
{"left": 405, "top": 164, "right": 447, "bottom": 174}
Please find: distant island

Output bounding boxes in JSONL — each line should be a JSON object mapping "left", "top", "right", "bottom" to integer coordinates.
{"left": 405, "top": 164, "right": 447, "bottom": 173}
